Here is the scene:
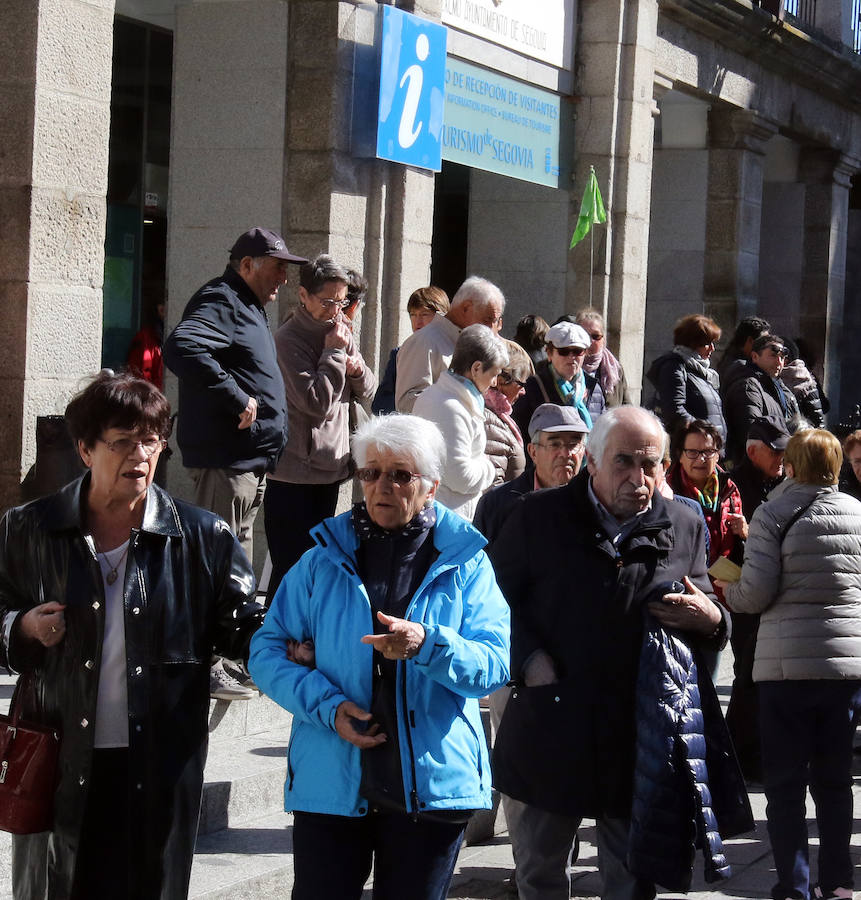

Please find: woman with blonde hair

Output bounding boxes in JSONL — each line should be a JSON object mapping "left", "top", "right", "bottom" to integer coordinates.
{"left": 717, "top": 429, "right": 861, "bottom": 900}
{"left": 574, "top": 308, "right": 630, "bottom": 408}
{"left": 483, "top": 340, "right": 532, "bottom": 484}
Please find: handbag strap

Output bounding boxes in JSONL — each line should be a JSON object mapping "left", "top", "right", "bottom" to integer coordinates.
{"left": 7, "top": 672, "right": 37, "bottom": 729}
{"left": 778, "top": 497, "right": 818, "bottom": 547}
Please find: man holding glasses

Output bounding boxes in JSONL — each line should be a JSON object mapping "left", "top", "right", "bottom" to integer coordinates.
{"left": 512, "top": 320, "right": 606, "bottom": 441}
{"left": 724, "top": 333, "right": 801, "bottom": 465}
{"left": 265, "top": 253, "right": 376, "bottom": 604}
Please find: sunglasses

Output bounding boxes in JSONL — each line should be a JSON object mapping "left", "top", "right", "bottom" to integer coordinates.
{"left": 553, "top": 346, "right": 586, "bottom": 357}
{"left": 356, "top": 467, "right": 422, "bottom": 486}
{"left": 765, "top": 345, "right": 788, "bottom": 357}
{"left": 497, "top": 372, "right": 527, "bottom": 388}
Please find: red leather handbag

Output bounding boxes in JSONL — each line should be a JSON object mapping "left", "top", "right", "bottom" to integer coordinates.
{"left": 0, "top": 673, "right": 61, "bottom": 834}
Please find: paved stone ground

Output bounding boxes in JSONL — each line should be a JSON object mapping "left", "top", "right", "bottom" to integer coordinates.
{"left": 4, "top": 654, "right": 861, "bottom": 898}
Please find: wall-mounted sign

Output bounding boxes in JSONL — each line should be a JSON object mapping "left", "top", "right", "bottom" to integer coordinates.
{"left": 441, "top": 0, "right": 574, "bottom": 70}
{"left": 376, "top": 5, "right": 447, "bottom": 171}
{"left": 441, "top": 56, "right": 563, "bottom": 188}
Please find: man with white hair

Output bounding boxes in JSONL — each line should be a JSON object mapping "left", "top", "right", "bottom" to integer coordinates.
{"left": 490, "top": 406, "right": 749, "bottom": 900}
{"left": 395, "top": 275, "right": 505, "bottom": 412}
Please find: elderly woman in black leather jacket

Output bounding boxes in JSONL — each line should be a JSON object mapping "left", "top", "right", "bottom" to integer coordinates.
{"left": 0, "top": 371, "right": 263, "bottom": 900}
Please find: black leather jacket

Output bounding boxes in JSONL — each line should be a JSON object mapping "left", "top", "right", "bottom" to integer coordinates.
{"left": 0, "top": 476, "right": 263, "bottom": 900}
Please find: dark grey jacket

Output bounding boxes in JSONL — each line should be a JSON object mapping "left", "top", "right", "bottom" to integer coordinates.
{"left": 645, "top": 351, "right": 726, "bottom": 446}
{"left": 1, "top": 476, "right": 263, "bottom": 900}
{"left": 723, "top": 362, "right": 801, "bottom": 465}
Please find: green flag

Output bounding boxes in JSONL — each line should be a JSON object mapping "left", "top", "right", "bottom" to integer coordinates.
{"left": 569, "top": 166, "right": 607, "bottom": 249}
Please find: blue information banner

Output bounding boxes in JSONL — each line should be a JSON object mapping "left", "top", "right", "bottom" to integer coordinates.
{"left": 442, "top": 57, "right": 562, "bottom": 188}
{"left": 376, "top": 6, "right": 447, "bottom": 171}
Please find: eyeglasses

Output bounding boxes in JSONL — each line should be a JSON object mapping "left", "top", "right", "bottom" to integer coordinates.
{"left": 764, "top": 345, "right": 788, "bottom": 357}
{"left": 497, "top": 372, "right": 527, "bottom": 388}
{"left": 538, "top": 438, "right": 584, "bottom": 453}
{"left": 552, "top": 346, "right": 587, "bottom": 357}
{"left": 356, "top": 468, "right": 423, "bottom": 486}
{"left": 682, "top": 448, "right": 718, "bottom": 460}
{"left": 99, "top": 436, "right": 165, "bottom": 458}
{"left": 311, "top": 293, "right": 351, "bottom": 310}
{"left": 587, "top": 333, "right": 603, "bottom": 342}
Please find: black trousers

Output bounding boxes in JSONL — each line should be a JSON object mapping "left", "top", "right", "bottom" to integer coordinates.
{"left": 71, "top": 748, "right": 131, "bottom": 899}
{"left": 263, "top": 479, "right": 341, "bottom": 605}
{"left": 291, "top": 810, "right": 466, "bottom": 900}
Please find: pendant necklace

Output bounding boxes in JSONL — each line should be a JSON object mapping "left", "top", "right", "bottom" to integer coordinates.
{"left": 97, "top": 542, "right": 129, "bottom": 586}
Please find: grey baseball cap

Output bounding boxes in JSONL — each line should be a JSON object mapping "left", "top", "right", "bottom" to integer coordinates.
{"left": 528, "top": 403, "right": 590, "bottom": 442}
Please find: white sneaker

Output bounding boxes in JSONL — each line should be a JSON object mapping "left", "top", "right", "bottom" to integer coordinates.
{"left": 210, "top": 658, "right": 255, "bottom": 701}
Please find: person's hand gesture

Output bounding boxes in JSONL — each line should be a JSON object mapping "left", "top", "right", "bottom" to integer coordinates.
{"left": 19, "top": 602, "right": 66, "bottom": 647}
{"left": 648, "top": 576, "right": 722, "bottom": 634}
{"left": 334, "top": 700, "right": 387, "bottom": 749}
{"left": 361, "top": 611, "right": 425, "bottom": 661}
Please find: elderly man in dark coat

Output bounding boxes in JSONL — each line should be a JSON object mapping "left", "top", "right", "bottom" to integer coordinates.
{"left": 490, "top": 406, "right": 750, "bottom": 900}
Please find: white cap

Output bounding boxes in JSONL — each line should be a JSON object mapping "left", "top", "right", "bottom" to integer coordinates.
{"left": 545, "top": 321, "right": 590, "bottom": 350}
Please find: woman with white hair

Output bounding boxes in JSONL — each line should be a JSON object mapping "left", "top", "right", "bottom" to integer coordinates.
{"left": 413, "top": 324, "right": 509, "bottom": 520}
{"left": 249, "top": 413, "right": 510, "bottom": 900}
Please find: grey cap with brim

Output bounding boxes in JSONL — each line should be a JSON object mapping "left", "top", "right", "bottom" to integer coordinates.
{"left": 528, "top": 403, "right": 590, "bottom": 442}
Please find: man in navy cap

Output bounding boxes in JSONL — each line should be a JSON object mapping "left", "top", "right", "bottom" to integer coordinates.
{"left": 164, "top": 227, "right": 307, "bottom": 699}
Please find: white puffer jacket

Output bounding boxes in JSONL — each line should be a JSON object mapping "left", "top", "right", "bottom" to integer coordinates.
{"left": 725, "top": 479, "right": 861, "bottom": 682}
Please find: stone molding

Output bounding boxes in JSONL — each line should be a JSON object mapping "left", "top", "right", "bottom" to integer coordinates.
{"left": 798, "top": 148, "right": 861, "bottom": 188}
{"left": 709, "top": 107, "right": 779, "bottom": 154}
{"left": 659, "top": 0, "right": 861, "bottom": 113}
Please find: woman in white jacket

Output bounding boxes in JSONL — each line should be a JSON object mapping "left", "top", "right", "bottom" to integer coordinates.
{"left": 413, "top": 325, "right": 508, "bottom": 521}
{"left": 717, "top": 429, "right": 861, "bottom": 900}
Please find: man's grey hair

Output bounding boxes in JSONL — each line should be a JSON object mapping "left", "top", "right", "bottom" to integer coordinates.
{"left": 230, "top": 257, "right": 266, "bottom": 274}
{"left": 586, "top": 407, "right": 665, "bottom": 468}
{"left": 451, "top": 276, "right": 506, "bottom": 313}
{"left": 450, "top": 324, "right": 509, "bottom": 376}
{"left": 351, "top": 414, "right": 446, "bottom": 491}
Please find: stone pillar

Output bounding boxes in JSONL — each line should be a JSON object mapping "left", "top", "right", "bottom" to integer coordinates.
{"left": 572, "top": 0, "right": 659, "bottom": 403}
{"left": 817, "top": 0, "right": 855, "bottom": 49}
{"left": 797, "top": 148, "right": 861, "bottom": 421}
{"left": 167, "top": 0, "right": 289, "bottom": 336}
{"left": 0, "top": 0, "right": 114, "bottom": 511}
{"left": 703, "top": 108, "right": 777, "bottom": 336}
{"left": 283, "top": 1, "right": 436, "bottom": 376}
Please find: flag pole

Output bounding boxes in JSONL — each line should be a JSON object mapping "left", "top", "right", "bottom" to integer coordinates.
{"left": 589, "top": 225, "right": 595, "bottom": 308}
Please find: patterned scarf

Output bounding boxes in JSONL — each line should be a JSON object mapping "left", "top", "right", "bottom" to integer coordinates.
{"left": 552, "top": 369, "right": 593, "bottom": 430}
{"left": 351, "top": 501, "right": 436, "bottom": 541}
{"left": 582, "top": 346, "right": 623, "bottom": 399}
{"left": 485, "top": 388, "right": 523, "bottom": 446}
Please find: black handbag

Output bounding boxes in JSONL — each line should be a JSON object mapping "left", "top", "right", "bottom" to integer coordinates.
{"left": 0, "top": 672, "right": 61, "bottom": 834}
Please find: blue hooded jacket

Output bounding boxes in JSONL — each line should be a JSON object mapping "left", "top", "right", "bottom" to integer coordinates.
{"left": 249, "top": 502, "right": 511, "bottom": 817}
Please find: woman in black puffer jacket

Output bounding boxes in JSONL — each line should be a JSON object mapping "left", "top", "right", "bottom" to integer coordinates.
{"left": 646, "top": 314, "right": 726, "bottom": 449}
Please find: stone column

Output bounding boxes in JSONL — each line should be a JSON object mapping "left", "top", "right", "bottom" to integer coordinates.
{"left": 703, "top": 108, "right": 777, "bottom": 335}
{"left": 571, "top": 0, "right": 659, "bottom": 403}
{"left": 283, "top": 1, "right": 437, "bottom": 376}
{"left": 797, "top": 148, "right": 861, "bottom": 421}
{"left": 0, "top": 0, "right": 114, "bottom": 510}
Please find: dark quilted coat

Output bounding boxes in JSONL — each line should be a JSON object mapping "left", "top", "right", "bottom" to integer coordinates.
{"left": 628, "top": 615, "right": 754, "bottom": 891}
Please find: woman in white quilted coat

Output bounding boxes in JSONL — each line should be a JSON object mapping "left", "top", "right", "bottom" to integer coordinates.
{"left": 413, "top": 325, "right": 508, "bottom": 521}
{"left": 718, "top": 429, "right": 861, "bottom": 900}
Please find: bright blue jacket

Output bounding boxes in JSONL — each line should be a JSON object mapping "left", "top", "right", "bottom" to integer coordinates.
{"left": 248, "top": 502, "right": 511, "bottom": 817}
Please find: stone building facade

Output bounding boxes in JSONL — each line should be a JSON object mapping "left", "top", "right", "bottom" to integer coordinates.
{"left": 0, "top": 0, "right": 859, "bottom": 514}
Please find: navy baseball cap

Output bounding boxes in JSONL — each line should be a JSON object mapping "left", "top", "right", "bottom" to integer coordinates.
{"left": 229, "top": 228, "right": 308, "bottom": 264}
{"left": 747, "top": 416, "right": 790, "bottom": 450}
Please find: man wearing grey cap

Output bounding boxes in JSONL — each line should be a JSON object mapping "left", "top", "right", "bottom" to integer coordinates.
{"left": 474, "top": 403, "right": 590, "bottom": 543}
{"left": 164, "top": 227, "right": 307, "bottom": 699}
{"left": 512, "top": 320, "right": 606, "bottom": 441}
